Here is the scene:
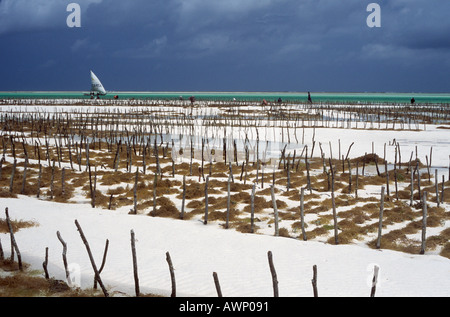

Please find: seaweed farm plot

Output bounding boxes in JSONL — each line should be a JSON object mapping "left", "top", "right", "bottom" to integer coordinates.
{"left": 0, "top": 100, "right": 449, "bottom": 260}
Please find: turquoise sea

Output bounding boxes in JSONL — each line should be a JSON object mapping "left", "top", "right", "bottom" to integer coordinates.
{"left": 1, "top": 91, "right": 450, "bottom": 104}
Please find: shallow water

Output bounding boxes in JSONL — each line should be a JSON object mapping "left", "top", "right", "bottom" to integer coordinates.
{"left": 1, "top": 91, "right": 450, "bottom": 104}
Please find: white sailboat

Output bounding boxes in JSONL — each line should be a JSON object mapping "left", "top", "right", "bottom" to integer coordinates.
{"left": 88, "top": 70, "right": 107, "bottom": 98}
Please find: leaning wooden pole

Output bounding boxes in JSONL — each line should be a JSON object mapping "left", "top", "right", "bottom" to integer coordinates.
{"left": 213, "top": 272, "right": 223, "bottom": 297}
{"left": 94, "top": 239, "right": 109, "bottom": 290}
{"left": 74, "top": 219, "right": 109, "bottom": 297}
{"left": 5, "top": 208, "right": 22, "bottom": 271}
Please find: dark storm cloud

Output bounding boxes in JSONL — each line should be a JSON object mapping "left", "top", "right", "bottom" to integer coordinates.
{"left": 0, "top": 0, "right": 449, "bottom": 92}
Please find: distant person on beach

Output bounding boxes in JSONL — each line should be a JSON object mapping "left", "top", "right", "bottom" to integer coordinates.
{"left": 411, "top": 97, "right": 415, "bottom": 104}
{"left": 278, "top": 97, "right": 282, "bottom": 103}
{"left": 308, "top": 92, "right": 312, "bottom": 103}
{"left": 189, "top": 96, "right": 195, "bottom": 104}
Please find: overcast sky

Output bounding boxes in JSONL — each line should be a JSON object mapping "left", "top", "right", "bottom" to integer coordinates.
{"left": 0, "top": 0, "right": 449, "bottom": 93}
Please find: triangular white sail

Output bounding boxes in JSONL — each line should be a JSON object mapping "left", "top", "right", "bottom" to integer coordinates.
{"left": 90, "top": 70, "right": 106, "bottom": 95}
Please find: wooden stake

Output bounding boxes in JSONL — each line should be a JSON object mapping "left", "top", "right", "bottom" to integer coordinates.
{"left": 311, "top": 265, "right": 318, "bottom": 297}
{"left": 267, "top": 251, "right": 279, "bottom": 297}
{"left": 213, "top": 272, "right": 223, "bottom": 297}
{"left": 166, "top": 251, "right": 176, "bottom": 297}
{"left": 20, "top": 157, "right": 28, "bottom": 194}
{"left": 270, "top": 185, "right": 279, "bottom": 236}
{"left": 370, "top": 265, "right": 379, "bottom": 297}
{"left": 56, "top": 231, "right": 71, "bottom": 286}
{"left": 410, "top": 162, "right": 414, "bottom": 206}
{"left": 5, "top": 208, "right": 22, "bottom": 271}
{"left": 355, "top": 161, "right": 359, "bottom": 198}
{"left": 300, "top": 187, "right": 307, "bottom": 241}
{"left": 50, "top": 160, "right": 55, "bottom": 199}
{"left": 226, "top": 175, "right": 231, "bottom": 229}
{"left": 42, "top": 247, "right": 49, "bottom": 279}
{"left": 251, "top": 183, "right": 255, "bottom": 233}
{"left": 385, "top": 162, "right": 390, "bottom": 201}
{"left": 376, "top": 186, "right": 385, "bottom": 249}
{"left": 61, "top": 167, "right": 65, "bottom": 196}
{"left": 347, "top": 159, "right": 352, "bottom": 194}
{"left": 133, "top": 167, "right": 138, "bottom": 214}
{"left": 74, "top": 220, "right": 109, "bottom": 297}
{"left": 329, "top": 159, "right": 338, "bottom": 245}
{"left": 94, "top": 239, "right": 109, "bottom": 290}
{"left": 9, "top": 159, "right": 16, "bottom": 193}
{"left": 204, "top": 175, "right": 209, "bottom": 225}
{"left": 37, "top": 163, "right": 42, "bottom": 198}
{"left": 130, "top": 229, "right": 140, "bottom": 297}
{"left": 435, "top": 169, "right": 439, "bottom": 207}
{"left": 420, "top": 191, "right": 427, "bottom": 255}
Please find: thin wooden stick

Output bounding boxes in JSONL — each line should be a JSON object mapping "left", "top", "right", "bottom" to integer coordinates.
{"left": 250, "top": 183, "right": 255, "bottom": 233}
{"left": 204, "top": 175, "right": 209, "bottom": 225}
{"left": 226, "top": 174, "right": 231, "bottom": 229}
{"left": 133, "top": 167, "right": 138, "bottom": 214}
{"left": 166, "top": 251, "right": 176, "bottom": 297}
{"left": 311, "top": 265, "right": 318, "bottom": 297}
{"left": 180, "top": 175, "right": 186, "bottom": 219}
{"left": 0, "top": 238, "right": 4, "bottom": 261}
{"left": 267, "top": 251, "right": 278, "bottom": 297}
{"left": 56, "top": 231, "right": 71, "bottom": 286}
{"left": 94, "top": 239, "right": 109, "bottom": 289}
{"left": 435, "top": 169, "right": 439, "bottom": 207}
{"left": 270, "top": 185, "right": 279, "bottom": 236}
{"left": 330, "top": 159, "right": 338, "bottom": 244}
{"left": 420, "top": 191, "right": 427, "bottom": 255}
{"left": 5, "top": 207, "right": 22, "bottom": 271}
{"left": 9, "top": 159, "right": 16, "bottom": 193}
{"left": 74, "top": 219, "right": 109, "bottom": 297}
{"left": 370, "top": 265, "right": 379, "bottom": 297}
{"left": 42, "top": 247, "right": 49, "bottom": 279}
{"left": 130, "top": 229, "right": 140, "bottom": 297}
{"left": 300, "top": 187, "right": 307, "bottom": 241}
{"left": 376, "top": 186, "right": 385, "bottom": 249}
{"left": 213, "top": 272, "right": 223, "bottom": 297}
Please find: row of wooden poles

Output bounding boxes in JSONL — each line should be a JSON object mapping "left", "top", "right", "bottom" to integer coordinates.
{"left": 1, "top": 109, "right": 447, "bottom": 239}
{"left": 2, "top": 101, "right": 447, "bottom": 149}
{"left": 0, "top": 124, "right": 446, "bottom": 244}
{"left": 0, "top": 207, "right": 382, "bottom": 297}
{"left": 1, "top": 114, "right": 448, "bottom": 208}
